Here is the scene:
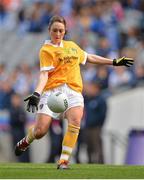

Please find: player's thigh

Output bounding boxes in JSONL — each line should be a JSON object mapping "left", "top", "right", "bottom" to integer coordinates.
{"left": 65, "top": 106, "right": 84, "bottom": 127}
{"left": 35, "top": 113, "right": 52, "bottom": 134}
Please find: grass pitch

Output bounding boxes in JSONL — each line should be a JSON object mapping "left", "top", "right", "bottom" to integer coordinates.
{"left": 0, "top": 163, "right": 144, "bottom": 179}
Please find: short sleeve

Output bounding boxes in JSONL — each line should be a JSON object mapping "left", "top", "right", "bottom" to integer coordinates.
{"left": 79, "top": 51, "right": 87, "bottom": 65}
{"left": 73, "top": 42, "right": 87, "bottom": 65}
{"left": 39, "top": 49, "right": 54, "bottom": 71}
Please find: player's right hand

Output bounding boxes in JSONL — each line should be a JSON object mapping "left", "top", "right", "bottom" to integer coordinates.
{"left": 24, "top": 92, "right": 40, "bottom": 113}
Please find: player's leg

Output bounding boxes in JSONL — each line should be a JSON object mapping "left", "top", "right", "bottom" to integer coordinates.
{"left": 15, "top": 114, "right": 52, "bottom": 156}
{"left": 57, "top": 106, "right": 83, "bottom": 169}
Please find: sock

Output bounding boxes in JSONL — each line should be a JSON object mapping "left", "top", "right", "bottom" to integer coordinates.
{"left": 26, "top": 126, "right": 35, "bottom": 144}
{"left": 59, "top": 124, "right": 80, "bottom": 161}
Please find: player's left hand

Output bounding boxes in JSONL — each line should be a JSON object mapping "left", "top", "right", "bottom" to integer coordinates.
{"left": 113, "top": 57, "right": 134, "bottom": 67}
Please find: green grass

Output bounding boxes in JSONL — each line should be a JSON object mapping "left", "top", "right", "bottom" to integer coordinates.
{"left": 0, "top": 163, "right": 144, "bottom": 179}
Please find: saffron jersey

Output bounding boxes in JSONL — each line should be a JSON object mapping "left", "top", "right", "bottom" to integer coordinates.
{"left": 39, "top": 40, "right": 87, "bottom": 93}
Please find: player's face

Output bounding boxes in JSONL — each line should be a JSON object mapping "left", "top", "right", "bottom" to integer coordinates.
{"left": 49, "top": 22, "right": 65, "bottom": 45}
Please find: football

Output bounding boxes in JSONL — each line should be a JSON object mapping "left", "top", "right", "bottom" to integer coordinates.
{"left": 47, "top": 91, "right": 68, "bottom": 113}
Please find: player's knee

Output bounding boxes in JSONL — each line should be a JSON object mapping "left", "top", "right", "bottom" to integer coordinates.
{"left": 34, "top": 127, "right": 47, "bottom": 139}
{"left": 69, "top": 118, "right": 81, "bottom": 127}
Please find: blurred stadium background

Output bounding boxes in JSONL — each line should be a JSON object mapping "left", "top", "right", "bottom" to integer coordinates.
{"left": 0, "top": 0, "right": 144, "bottom": 165}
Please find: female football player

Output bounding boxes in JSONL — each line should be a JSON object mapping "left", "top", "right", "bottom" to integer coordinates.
{"left": 15, "top": 15, "right": 134, "bottom": 169}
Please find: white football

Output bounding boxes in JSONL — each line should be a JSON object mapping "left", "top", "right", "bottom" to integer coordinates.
{"left": 47, "top": 91, "right": 68, "bottom": 113}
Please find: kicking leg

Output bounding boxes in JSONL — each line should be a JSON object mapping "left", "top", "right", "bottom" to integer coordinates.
{"left": 15, "top": 114, "right": 52, "bottom": 156}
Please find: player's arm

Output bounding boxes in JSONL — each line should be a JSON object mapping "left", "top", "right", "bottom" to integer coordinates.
{"left": 24, "top": 71, "right": 48, "bottom": 113}
{"left": 24, "top": 47, "right": 53, "bottom": 113}
{"left": 35, "top": 71, "right": 48, "bottom": 95}
{"left": 87, "top": 54, "right": 134, "bottom": 67}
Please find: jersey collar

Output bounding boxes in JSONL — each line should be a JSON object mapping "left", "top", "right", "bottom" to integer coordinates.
{"left": 44, "top": 40, "right": 63, "bottom": 47}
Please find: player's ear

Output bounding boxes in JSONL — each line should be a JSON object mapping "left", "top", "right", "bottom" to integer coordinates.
{"left": 65, "top": 29, "right": 68, "bottom": 35}
{"left": 48, "top": 27, "right": 50, "bottom": 34}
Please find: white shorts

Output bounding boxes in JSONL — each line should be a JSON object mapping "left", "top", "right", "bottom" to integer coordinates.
{"left": 37, "top": 84, "right": 84, "bottom": 119}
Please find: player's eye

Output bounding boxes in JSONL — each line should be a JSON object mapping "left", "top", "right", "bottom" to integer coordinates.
{"left": 52, "top": 29, "right": 65, "bottom": 33}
